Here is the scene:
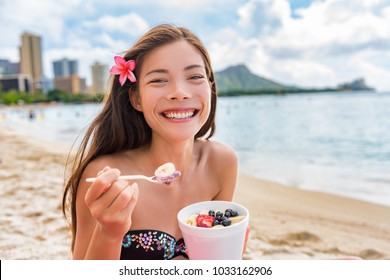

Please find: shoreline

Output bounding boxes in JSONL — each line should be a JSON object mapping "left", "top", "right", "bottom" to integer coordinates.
{"left": 1, "top": 127, "right": 389, "bottom": 260}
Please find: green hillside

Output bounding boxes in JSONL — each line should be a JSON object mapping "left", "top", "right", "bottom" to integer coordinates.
{"left": 214, "top": 64, "right": 374, "bottom": 96}
{"left": 215, "top": 64, "right": 294, "bottom": 93}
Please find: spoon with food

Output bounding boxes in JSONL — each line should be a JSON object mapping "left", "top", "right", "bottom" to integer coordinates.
{"left": 85, "top": 162, "right": 181, "bottom": 185}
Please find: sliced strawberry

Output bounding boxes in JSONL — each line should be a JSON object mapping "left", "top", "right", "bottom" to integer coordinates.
{"left": 195, "top": 214, "right": 214, "bottom": 228}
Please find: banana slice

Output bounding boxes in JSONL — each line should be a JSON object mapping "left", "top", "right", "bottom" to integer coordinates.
{"left": 154, "top": 162, "right": 181, "bottom": 184}
{"left": 212, "top": 225, "right": 224, "bottom": 228}
{"left": 230, "top": 215, "right": 245, "bottom": 224}
{"left": 155, "top": 162, "right": 176, "bottom": 177}
{"left": 185, "top": 214, "right": 198, "bottom": 226}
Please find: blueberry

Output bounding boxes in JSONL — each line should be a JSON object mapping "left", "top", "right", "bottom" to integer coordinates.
{"left": 215, "top": 211, "right": 223, "bottom": 218}
{"left": 224, "top": 211, "right": 232, "bottom": 218}
{"left": 208, "top": 210, "right": 215, "bottom": 217}
{"left": 222, "top": 219, "right": 232, "bottom": 226}
{"left": 230, "top": 210, "right": 238, "bottom": 217}
{"left": 212, "top": 219, "right": 220, "bottom": 226}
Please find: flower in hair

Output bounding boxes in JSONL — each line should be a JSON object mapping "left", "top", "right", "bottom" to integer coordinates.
{"left": 110, "top": 56, "right": 136, "bottom": 86}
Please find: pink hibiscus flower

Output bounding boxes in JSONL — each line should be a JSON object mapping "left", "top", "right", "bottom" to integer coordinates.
{"left": 110, "top": 56, "right": 136, "bottom": 86}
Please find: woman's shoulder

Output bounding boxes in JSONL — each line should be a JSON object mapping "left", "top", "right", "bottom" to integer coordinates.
{"left": 198, "top": 139, "right": 238, "bottom": 164}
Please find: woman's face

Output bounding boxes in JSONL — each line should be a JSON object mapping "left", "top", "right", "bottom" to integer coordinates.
{"left": 133, "top": 40, "right": 212, "bottom": 142}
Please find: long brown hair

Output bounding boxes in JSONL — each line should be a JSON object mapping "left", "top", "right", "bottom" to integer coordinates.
{"left": 62, "top": 24, "right": 218, "bottom": 250}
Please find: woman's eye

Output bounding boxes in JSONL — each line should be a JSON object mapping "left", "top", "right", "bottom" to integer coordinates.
{"left": 190, "top": 75, "right": 204, "bottom": 80}
{"left": 150, "top": 79, "right": 166, "bottom": 84}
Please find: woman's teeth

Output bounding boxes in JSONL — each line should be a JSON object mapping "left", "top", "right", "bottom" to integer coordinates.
{"left": 164, "top": 111, "right": 195, "bottom": 119}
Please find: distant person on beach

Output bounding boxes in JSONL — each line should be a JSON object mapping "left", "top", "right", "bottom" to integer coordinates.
{"left": 28, "top": 109, "right": 36, "bottom": 120}
{"left": 62, "top": 24, "right": 243, "bottom": 260}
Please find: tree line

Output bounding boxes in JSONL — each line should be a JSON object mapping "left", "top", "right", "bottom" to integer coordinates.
{"left": 0, "top": 89, "right": 105, "bottom": 105}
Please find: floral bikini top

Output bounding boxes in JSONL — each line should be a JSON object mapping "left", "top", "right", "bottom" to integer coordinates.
{"left": 120, "top": 230, "right": 188, "bottom": 260}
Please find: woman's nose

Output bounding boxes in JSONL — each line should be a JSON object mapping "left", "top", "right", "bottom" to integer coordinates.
{"left": 168, "top": 80, "right": 191, "bottom": 101}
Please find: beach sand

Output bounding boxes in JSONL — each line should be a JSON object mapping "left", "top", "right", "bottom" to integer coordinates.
{"left": 0, "top": 128, "right": 72, "bottom": 259}
{"left": 236, "top": 174, "right": 390, "bottom": 260}
{"left": 1, "top": 127, "right": 389, "bottom": 260}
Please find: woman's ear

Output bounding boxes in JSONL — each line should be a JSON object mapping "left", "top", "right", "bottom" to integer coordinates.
{"left": 129, "top": 89, "right": 143, "bottom": 112}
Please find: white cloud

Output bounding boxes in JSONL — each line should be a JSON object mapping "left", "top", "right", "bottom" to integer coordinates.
{"left": 349, "top": 51, "right": 390, "bottom": 91}
{"left": 0, "top": 0, "right": 84, "bottom": 46}
{"left": 130, "top": 0, "right": 228, "bottom": 9}
{"left": 94, "top": 33, "right": 125, "bottom": 50}
{"left": 86, "top": 13, "right": 149, "bottom": 37}
{"left": 237, "top": 0, "right": 290, "bottom": 36}
{"left": 270, "top": 59, "right": 336, "bottom": 88}
{"left": 0, "top": 48, "right": 19, "bottom": 63}
{"left": 209, "top": 34, "right": 273, "bottom": 81}
{"left": 225, "top": 0, "right": 390, "bottom": 91}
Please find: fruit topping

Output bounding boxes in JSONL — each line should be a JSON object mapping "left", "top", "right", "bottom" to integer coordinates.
{"left": 185, "top": 208, "right": 245, "bottom": 228}
{"left": 195, "top": 214, "right": 214, "bottom": 228}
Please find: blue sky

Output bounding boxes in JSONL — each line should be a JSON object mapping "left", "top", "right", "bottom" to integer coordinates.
{"left": 1, "top": 0, "right": 389, "bottom": 91}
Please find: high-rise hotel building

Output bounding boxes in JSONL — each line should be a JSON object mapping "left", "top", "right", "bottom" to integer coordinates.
{"left": 91, "top": 61, "right": 109, "bottom": 95}
{"left": 52, "top": 58, "right": 86, "bottom": 94}
{"left": 53, "top": 58, "right": 78, "bottom": 77}
{"left": 19, "top": 32, "right": 43, "bottom": 91}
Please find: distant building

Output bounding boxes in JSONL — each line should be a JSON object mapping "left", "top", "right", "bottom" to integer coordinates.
{"left": 91, "top": 61, "right": 109, "bottom": 94}
{"left": 0, "top": 59, "right": 7, "bottom": 74}
{"left": 53, "top": 75, "right": 87, "bottom": 94}
{"left": 0, "top": 59, "right": 20, "bottom": 75}
{"left": 0, "top": 74, "right": 33, "bottom": 93}
{"left": 53, "top": 58, "right": 78, "bottom": 77}
{"left": 51, "top": 58, "right": 88, "bottom": 94}
{"left": 19, "top": 32, "right": 43, "bottom": 91}
{"left": 8, "top": 62, "right": 20, "bottom": 74}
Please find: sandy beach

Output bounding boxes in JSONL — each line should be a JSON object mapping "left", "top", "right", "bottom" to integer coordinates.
{"left": 1, "top": 127, "right": 389, "bottom": 260}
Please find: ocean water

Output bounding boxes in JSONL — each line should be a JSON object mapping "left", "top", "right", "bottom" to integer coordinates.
{"left": 2, "top": 91, "right": 390, "bottom": 207}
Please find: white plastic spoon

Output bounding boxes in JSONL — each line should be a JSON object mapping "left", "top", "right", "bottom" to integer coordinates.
{"left": 85, "top": 162, "right": 181, "bottom": 185}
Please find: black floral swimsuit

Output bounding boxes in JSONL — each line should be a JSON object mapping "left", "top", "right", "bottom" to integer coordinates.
{"left": 120, "top": 230, "right": 188, "bottom": 260}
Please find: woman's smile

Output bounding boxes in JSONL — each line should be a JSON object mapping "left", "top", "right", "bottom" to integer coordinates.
{"left": 161, "top": 108, "right": 199, "bottom": 121}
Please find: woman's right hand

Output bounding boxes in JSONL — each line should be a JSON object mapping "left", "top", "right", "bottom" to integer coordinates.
{"left": 84, "top": 166, "right": 139, "bottom": 242}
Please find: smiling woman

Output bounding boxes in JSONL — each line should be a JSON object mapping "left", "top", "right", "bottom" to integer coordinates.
{"left": 62, "top": 24, "right": 239, "bottom": 260}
